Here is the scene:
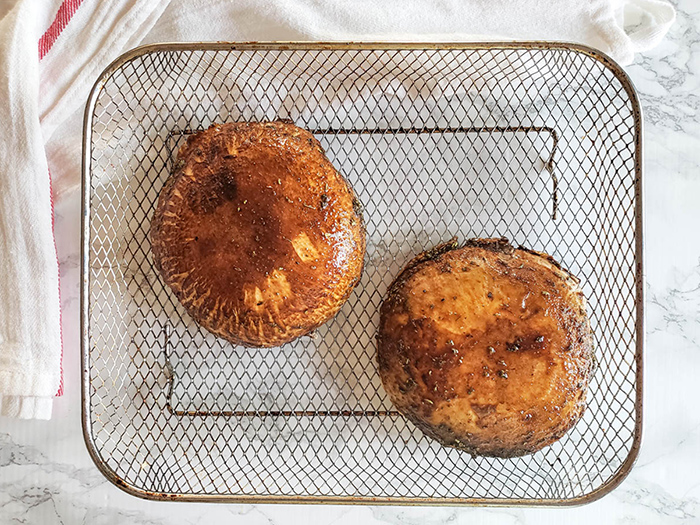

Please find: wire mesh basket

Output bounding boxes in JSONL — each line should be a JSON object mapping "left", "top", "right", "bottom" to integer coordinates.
{"left": 81, "top": 42, "right": 643, "bottom": 505}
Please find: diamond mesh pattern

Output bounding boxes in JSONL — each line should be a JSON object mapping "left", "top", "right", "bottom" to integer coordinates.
{"left": 82, "top": 44, "right": 641, "bottom": 503}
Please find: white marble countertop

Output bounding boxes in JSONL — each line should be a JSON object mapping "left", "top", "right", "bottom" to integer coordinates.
{"left": 2, "top": 1, "right": 699, "bottom": 523}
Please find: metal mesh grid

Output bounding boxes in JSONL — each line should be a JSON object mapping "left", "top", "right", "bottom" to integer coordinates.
{"left": 82, "top": 43, "right": 642, "bottom": 504}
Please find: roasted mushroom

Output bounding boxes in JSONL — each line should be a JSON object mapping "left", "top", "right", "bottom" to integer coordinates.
{"left": 377, "top": 238, "right": 594, "bottom": 457}
{"left": 150, "top": 121, "right": 365, "bottom": 347}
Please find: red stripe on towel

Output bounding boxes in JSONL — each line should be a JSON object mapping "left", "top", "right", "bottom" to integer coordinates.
{"left": 48, "top": 170, "right": 64, "bottom": 397}
{"left": 38, "top": 0, "right": 84, "bottom": 60}
{"left": 39, "top": 0, "right": 86, "bottom": 396}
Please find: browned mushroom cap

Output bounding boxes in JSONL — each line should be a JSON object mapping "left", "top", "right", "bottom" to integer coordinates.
{"left": 377, "top": 238, "right": 594, "bottom": 457}
{"left": 150, "top": 121, "right": 366, "bottom": 347}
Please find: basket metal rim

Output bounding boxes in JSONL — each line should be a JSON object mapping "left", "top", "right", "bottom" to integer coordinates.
{"left": 80, "top": 40, "right": 644, "bottom": 506}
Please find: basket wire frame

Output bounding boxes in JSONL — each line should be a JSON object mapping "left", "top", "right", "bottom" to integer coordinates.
{"left": 81, "top": 42, "right": 643, "bottom": 505}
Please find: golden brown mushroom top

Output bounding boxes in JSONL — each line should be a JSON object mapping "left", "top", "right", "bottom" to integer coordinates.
{"left": 377, "top": 238, "right": 594, "bottom": 457}
{"left": 150, "top": 121, "right": 365, "bottom": 347}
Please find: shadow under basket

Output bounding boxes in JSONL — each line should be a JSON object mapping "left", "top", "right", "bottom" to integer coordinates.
{"left": 81, "top": 42, "right": 643, "bottom": 505}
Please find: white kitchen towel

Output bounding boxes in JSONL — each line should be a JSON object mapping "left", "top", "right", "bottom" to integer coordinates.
{"left": 1, "top": 0, "right": 674, "bottom": 419}
{"left": 144, "top": 0, "right": 676, "bottom": 65}
{"left": 0, "top": 0, "right": 170, "bottom": 420}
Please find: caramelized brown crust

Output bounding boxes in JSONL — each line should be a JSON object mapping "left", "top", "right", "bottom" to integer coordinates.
{"left": 377, "top": 238, "right": 594, "bottom": 457}
{"left": 150, "top": 121, "right": 365, "bottom": 347}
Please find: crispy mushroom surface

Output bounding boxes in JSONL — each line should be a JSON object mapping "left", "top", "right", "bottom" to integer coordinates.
{"left": 377, "top": 238, "right": 594, "bottom": 457}
{"left": 151, "top": 121, "right": 365, "bottom": 347}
